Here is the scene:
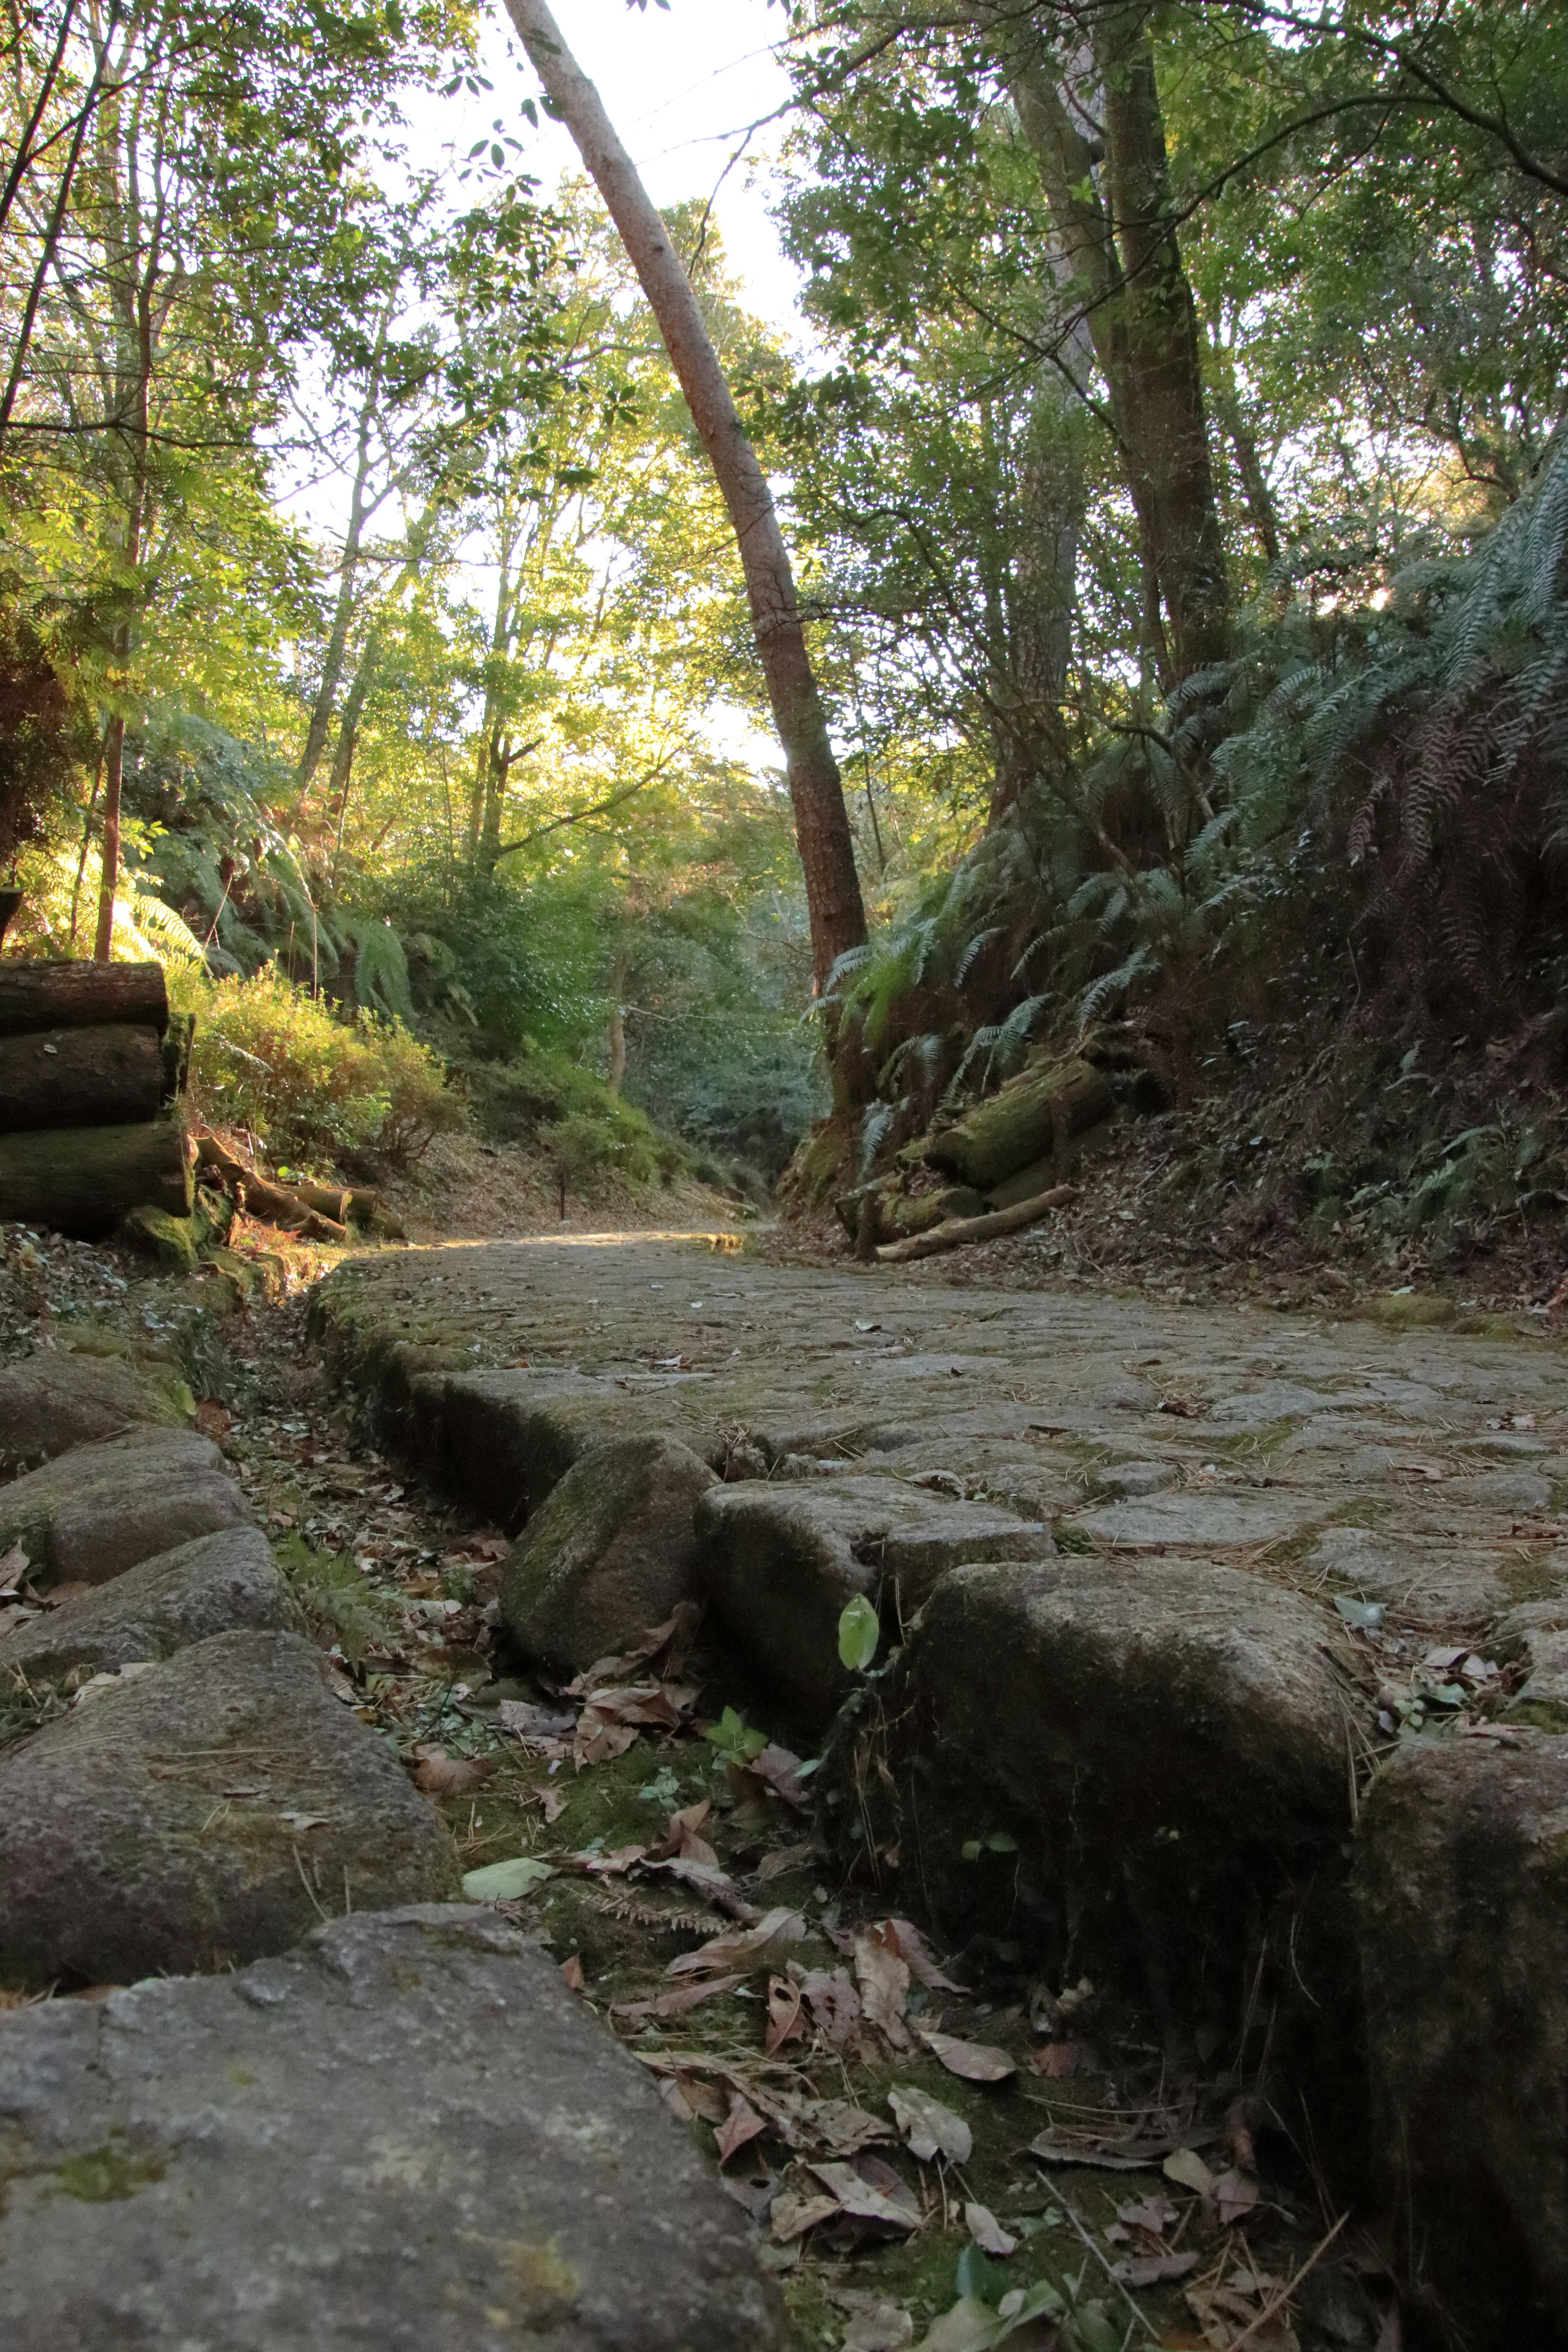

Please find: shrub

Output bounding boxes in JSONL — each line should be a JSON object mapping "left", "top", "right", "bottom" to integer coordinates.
{"left": 179, "top": 969, "right": 461, "bottom": 1172}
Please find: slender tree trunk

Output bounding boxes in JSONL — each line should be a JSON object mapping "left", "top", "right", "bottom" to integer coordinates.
{"left": 501, "top": 0, "right": 866, "bottom": 994}
{"left": 987, "top": 6, "right": 1230, "bottom": 680}
{"left": 297, "top": 312, "right": 389, "bottom": 796}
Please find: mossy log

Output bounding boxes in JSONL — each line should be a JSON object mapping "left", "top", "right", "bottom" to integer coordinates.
{"left": 875, "top": 1181, "right": 1077, "bottom": 1264}
{"left": 192, "top": 1133, "right": 348, "bottom": 1244}
{"left": 0, "top": 1118, "right": 191, "bottom": 1234}
{"left": 925, "top": 1056, "right": 1114, "bottom": 1192}
{"left": 0, "top": 960, "right": 168, "bottom": 1039}
{"left": 0, "top": 1025, "right": 163, "bottom": 1133}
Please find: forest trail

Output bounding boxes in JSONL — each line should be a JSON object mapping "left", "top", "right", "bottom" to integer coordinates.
{"left": 3, "top": 1224, "right": 1567, "bottom": 2348}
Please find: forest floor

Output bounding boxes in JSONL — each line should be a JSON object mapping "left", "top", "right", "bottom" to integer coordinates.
{"left": 13, "top": 1180, "right": 1565, "bottom": 2348}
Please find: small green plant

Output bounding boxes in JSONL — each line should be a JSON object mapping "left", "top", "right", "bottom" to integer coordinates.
{"left": 179, "top": 969, "right": 460, "bottom": 1171}
{"left": 638, "top": 1765, "right": 682, "bottom": 1808}
{"left": 275, "top": 1537, "right": 399, "bottom": 1663}
{"left": 837, "top": 1593, "right": 880, "bottom": 1670}
{"left": 704, "top": 1706, "right": 767, "bottom": 1769}
{"left": 961, "top": 1829, "right": 1020, "bottom": 1861}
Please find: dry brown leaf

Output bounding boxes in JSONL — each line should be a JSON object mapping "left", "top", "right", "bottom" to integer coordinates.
{"left": 842, "top": 2305, "right": 915, "bottom": 2352}
{"left": 918, "top": 2029, "right": 1016, "bottom": 2083}
{"left": 882, "top": 1917, "right": 963, "bottom": 1992}
{"left": 766, "top": 1973, "right": 805, "bottom": 2056}
{"left": 771, "top": 2189, "right": 839, "bottom": 2243}
{"left": 411, "top": 1745, "right": 497, "bottom": 1796}
{"left": 745, "top": 1742, "right": 811, "bottom": 1809}
{"left": 651, "top": 1800, "right": 718, "bottom": 1867}
{"left": 612, "top": 1971, "right": 745, "bottom": 2023}
{"left": 889, "top": 2085, "right": 972, "bottom": 2166}
{"left": 964, "top": 2203, "right": 1018, "bottom": 2257}
{"left": 1027, "top": 2039, "right": 1088, "bottom": 2078}
{"left": 1114, "top": 2252, "right": 1199, "bottom": 2287}
{"left": 808, "top": 2158, "right": 921, "bottom": 2233}
{"left": 497, "top": 1698, "right": 577, "bottom": 1742}
{"left": 559, "top": 1953, "right": 586, "bottom": 1992}
{"left": 855, "top": 1925, "right": 913, "bottom": 2049}
{"left": 806, "top": 2100, "right": 891, "bottom": 2158}
{"left": 1117, "top": 2194, "right": 1177, "bottom": 2236}
{"left": 716, "top": 2093, "right": 769, "bottom": 2165}
{"left": 1210, "top": 2167, "right": 1261, "bottom": 2228}
{"left": 792, "top": 1964, "right": 863, "bottom": 2047}
{"left": 757, "top": 1840, "right": 816, "bottom": 1883}
{"left": 568, "top": 1843, "right": 648, "bottom": 1876}
{"left": 573, "top": 1715, "right": 640, "bottom": 1769}
{"left": 194, "top": 1399, "right": 232, "bottom": 1443}
{"left": 0, "top": 1542, "right": 30, "bottom": 1596}
{"left": 537, "top": 1783, "right": 569, "bottom": 1824}
{"left": 666, "top": 1907, "right": 805, "bottom": 1980}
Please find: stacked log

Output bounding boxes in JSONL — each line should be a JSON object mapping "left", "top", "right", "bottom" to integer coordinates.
{"left": 0, "top": 960, "right": 192, "bottom": 1235}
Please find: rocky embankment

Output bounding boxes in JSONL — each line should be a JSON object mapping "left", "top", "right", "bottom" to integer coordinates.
{"left": 3, "top": 1227, "right": 1568, "bottom": 2347}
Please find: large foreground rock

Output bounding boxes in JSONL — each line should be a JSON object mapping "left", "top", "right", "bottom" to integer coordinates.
{"left": 0, "top": 1421, "right": 250, "bottom": 1590}
{"left": 0, "top": 1904, "right": 791, "bottom": 2352}
{"left": 851, "top": 1559, "right": 1361, "bottom": 2030}
{"left": 0, "top": 1425, "right": 250, "bottom": 1589}
{"left": 0, "top": 1348, "right": 185, "bottom": 1466}
{"left": 697, "top": 1474, "right": 1055, "bottom": 1717}
{"left": 0, "top": 1527, "right": 301, "bottom": 1683}
{"left": 1354, "top": 1732, "right": 1568, "bottom": 2349}
{"left": 500, "top": 1434, "right": 716, "bottom": 1675}
{"left": 0, "top": 1630, "right": 459, "bottom": 1987}
{"left": 431, "top": 1367, "right": 646, "bottom": 1530}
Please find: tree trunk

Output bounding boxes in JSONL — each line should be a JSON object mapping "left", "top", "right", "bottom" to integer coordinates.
{"left": 0, "top": 1023, "right": 163, "bottom": 1130}
{"left": 92, "top": 707, "right": 126, "bottom": 961}
{"left": 987, "top": 7, "right": 1230, "bottom": 681}
{"left": 297, "top": 307, "right": 390, "bottom": 797}
{"left": 501, "top": 0, "right": 867, "bottom": 996}
{"left": 0, "top": 1117, "right": 190, "bottom": 1234}
{"left": 0, "top": 957, "right": 167, "bottom": 1036}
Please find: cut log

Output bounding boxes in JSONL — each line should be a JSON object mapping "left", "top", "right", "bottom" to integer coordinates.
{"left": 875, "top": 1183, "right": 1077, "bottom": 1265}
{"left": 0, "top": 1025, "right": 163, "bottom": 1133}
{"left": 926, "top": 1056, "right": 1114, "bottom": 1192}
{"left": 0, "top": 1118, "right": 191, "bottom": 1236}
{"left": 192, "top": 1133, "right": 349, "bottom": 1245}
{"left": 0, "top": 959, "right": 168, "bottom": 1039}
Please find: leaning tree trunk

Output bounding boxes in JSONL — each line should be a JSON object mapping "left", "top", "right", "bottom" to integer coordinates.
{"left": 500, "top": 0, "right": 867, "bottom": 1000}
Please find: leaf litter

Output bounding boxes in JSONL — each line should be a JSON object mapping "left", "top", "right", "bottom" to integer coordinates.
{"left": 186, "top": 1292, "right": 1359, "bottom": 2352}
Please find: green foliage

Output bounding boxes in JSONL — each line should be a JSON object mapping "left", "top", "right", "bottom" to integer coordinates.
{"left": 837, "top": 1594, "right": 880, "bottom": 1671}
{"left": 704, "top": 1706, "right": 767, "bottom": 1768}
{"left": 273, "top": 1536, "right": 400, "bottom": 1665}
{"left": 180, "top": 969, "right": 460, "bottom": 1171}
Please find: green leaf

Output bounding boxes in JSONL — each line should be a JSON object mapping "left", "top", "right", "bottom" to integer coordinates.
{"left": 961, "top": 1839, "right": 983, "bottom": 1862}
{"left": 983, "top": 1830, "right": 1018, "bottom": 1853}
{"left": 955, "top": 2246, "right": 1004, "bottom": 2307}
{"left": 461, "top": 1856, "right": 555, "bottom": 1901}
{"left": 838, "top": 1593, "right": 880, "bottom": 1671}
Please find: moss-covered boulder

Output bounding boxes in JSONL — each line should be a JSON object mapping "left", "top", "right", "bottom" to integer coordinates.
{"left": 0, "top": 1630, "right": 461, "bottom": 1988}
{"left": 0, "top": 1348, "right": 187, "bottom": 1468}
{"left": 0, "top": 1528, "right": 301, "bottom": 1683}
{"left": 0, "top": 1427, "right": 251, "bottom": 1592}
{"left": 1354, "top": 1731, "right": 1568, "bottom": 2348}
{"left": 499, "top": 1434, "right": 717, "bottom": 1675}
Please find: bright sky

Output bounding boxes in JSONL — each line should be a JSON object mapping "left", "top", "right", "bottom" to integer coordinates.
{"left": 437, "top": 0, "right": 809, "bottom": 340}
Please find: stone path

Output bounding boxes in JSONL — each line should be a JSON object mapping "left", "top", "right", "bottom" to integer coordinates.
{"left": 3, "top": 1225, "right": 1567, "bottom": 2349}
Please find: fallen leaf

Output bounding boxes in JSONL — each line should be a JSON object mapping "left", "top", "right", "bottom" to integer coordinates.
{"left": 1031, "top": 2122, "right": 1214, "bottom": 2171}
{"left": 716, "top": 2092, "right": 768, "bottom": 2165}
{"left": 855, "top": 1925, "right": 913, "bottom": 2049}
{"left": 844, "top": 2305, "right": 915, "bottom": 2352}
{"left": 1164, "top": 2148, "right": 1215, "bottom": 2195}
{"left": 651, "top": 1800, "right": 719, "bottom": 1866}
{"left": 806, "top": 2100, "right": 891, "bottom": 2157}
{"left": 612, "top": 1973, "right": 746, "bottom": 2023}
{"left": 496, "top": 1699, "right": 578, "bottom": 1742}
{"left": 745, "top": 1742, "right": 811, "bottom": 1809}
{"left": 278, "top": 1811, "right": 330, "bottom": 1831}
{"left": 766, "top": 1974, "right": 805, "bottom": 2056}
{"left": 194, "top": 1399, "right": 232, "bottom": 1442}
{"left": 559, "top": 1953, "right": 586, "bottom": 1991}
{"left": 965, "top": 2203, "right": 1018, "bottom": 2256}
{"left": 889, "top": 2084, "right": 972, "bottom": 2165}
{"left": 1116, "top": 2195, "right": 1178, "bottom": 2235}
{"left": 0, "top": 1542, "right": 29, "bottom": 1596}
{"left": 792, "top": 1964, "right": 863, "bottom": 2046}
{"left": 412, "top": 1744, "right": 497, "bottom": 1796}
{"left": 461, "top": 1856, "right": 555, "bottom": 1901}
{"left": 919, "top": 2028, "right": 1016, "bottom": 2083}
{"left": 1113, "top": 2252, "right": 1199, "bottom": 2287}
{"left": 1209, "top": 2166, "right": 1261, "bottom": 2227}
{"left": 771, "top": 2189, "right": 839, "bottom": 2243}
{"left": 659, "top": 2076, "right": 696, "bottom": 2123}
{"left": 758, "top": 1840, "right": 816, "bottom": 1882}
{"left": 882, "top": 1917, "right": 964, "bottom": 1992}
{"left": 1027, "top": 2040, "right": 1087, "bottom": 2078}
{"left": 666, "top": 1907, "right": 805, "bottom": 1980}
{"left": 567, "top": 1843, "right": 648, "bottom": 1876}
{"left": 537, "top": 1783, "right": 569, "bottom": 1824}
{"left": 808, "top": 2158, "right": 921, "bottom": 2232}
{"left": 573, "top": 1715, "right": 639, "bottom": 1768}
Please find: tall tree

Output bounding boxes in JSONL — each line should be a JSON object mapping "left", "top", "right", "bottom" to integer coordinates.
{"left": 499, "top": 0, "right": 867, "bottom": 996}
